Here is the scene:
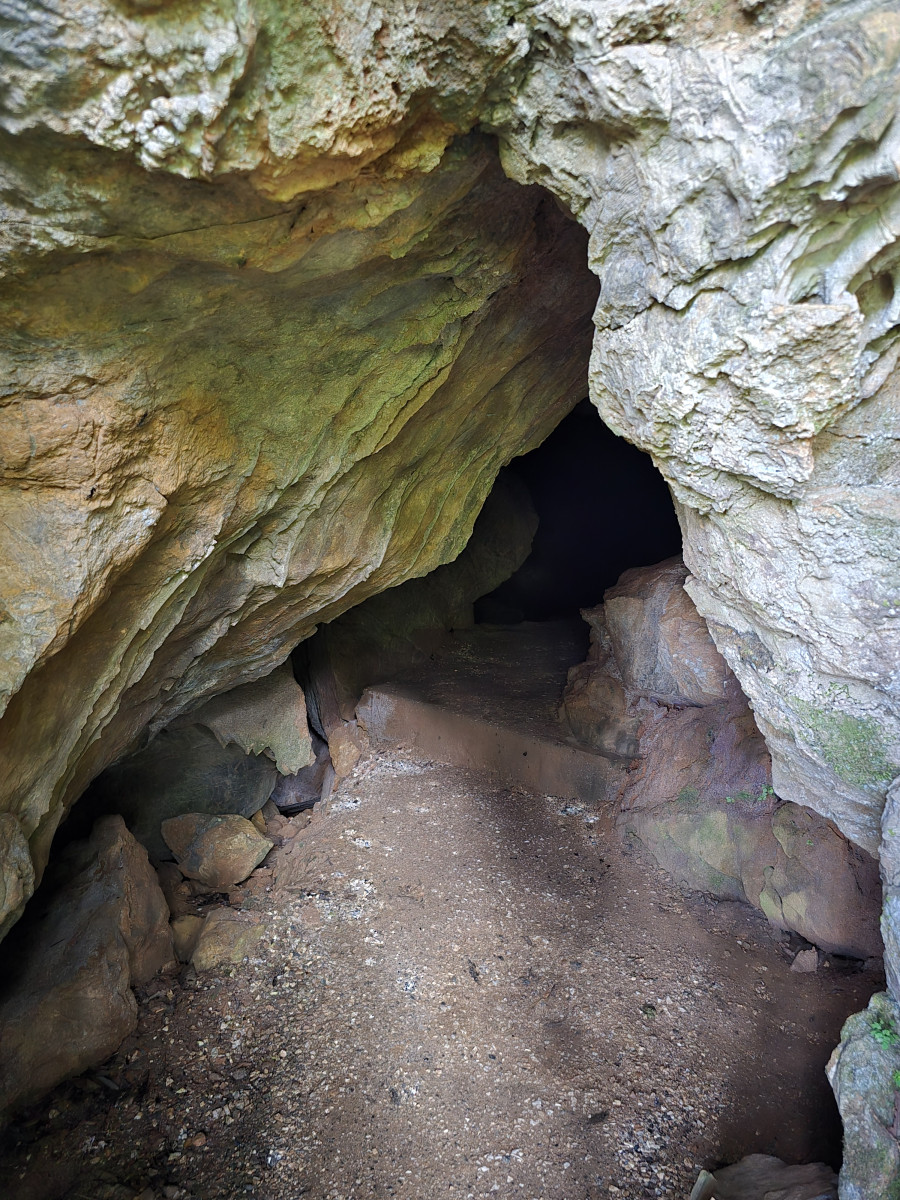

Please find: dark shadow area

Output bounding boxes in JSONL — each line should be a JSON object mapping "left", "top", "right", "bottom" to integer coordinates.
{"left": 476, "top": 400, "right": 682, "bottom": 622}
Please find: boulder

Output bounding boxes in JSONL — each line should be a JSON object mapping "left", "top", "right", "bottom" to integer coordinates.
{"left": 191, "top": 909, "right": 265, "bottom": 973}
{"left": 269, "top": 732, "right": 334, "bottom": 809}
{"left": 759, "top": 804, "right": 883, "bottom": 960}
{"left": 171, "top": 914, "right": 205, "bottom": 963}
{"left": 560, "top": 606, "right": 639, "bottom": 759}
{"left": 603, "top": 558, "right": 732, "bottom": 707}
{"left": 620, "top": 685, "right": 773, "bottom": 828}
{"left": 690, "top": 1153, "right": 836, "bottom": 1200}
{"left": 0, "top": 816, "right": 173, "bottom": 1120}
{"left": 561, "top": 561, "right": 736, "bottom": 756}
{"left": 563, "top": 559, "right": 881, "bottom": 958}
{"left": 827, "top": 992, "right": 900, "bottom": 1200}
{"left": 791, "top": 949, "right": 818, "bottom": 974}
{"left": 328, "top": 721, "right": 368, "bottom": 782}
{"left": 627, "top": 791, "right": 882, "bottom": 961}
{"left": 161, "top": 813, "right": 273, "bottom": 889}
{"left": 184, "top": 662, "right": 314, "bottom": 776}
{"left": 91, "top": 726, "right": 279, "bottom": 860}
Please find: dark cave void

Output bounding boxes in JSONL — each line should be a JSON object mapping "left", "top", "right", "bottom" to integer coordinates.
{"left": 475, "top": 399, "right": 683, "bottom": 622}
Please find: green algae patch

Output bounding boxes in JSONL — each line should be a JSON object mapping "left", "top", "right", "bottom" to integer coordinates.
{"left": 793, "top": 698, "right": 894, "bottom": 788}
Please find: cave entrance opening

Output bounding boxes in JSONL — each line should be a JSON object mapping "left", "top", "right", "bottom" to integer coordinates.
{"left": 474, "top": 398, "right": 682, "bottom": 625}
{"left": 314, "top": 397, "right": 685, "bottom": 805}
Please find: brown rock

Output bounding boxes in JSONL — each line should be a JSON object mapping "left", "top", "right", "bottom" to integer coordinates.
{"left": 171, "top": 914, "right": 205, "bottom": 963}
{"left": 161, "top": 814, "right": 274, "bottom": 889}
{"left": 604, "top": 558, "right": 732, "bottom": 706}
{"left": 791, "top": 949, "right": 819, "bottom": 974}
{"left": 760, "top": 804, "right": 883, "bottom": 959}
{"left": 329, "top": 722, "right": 368, "bottom": 781}
{"left": 269, "top": 734, "right": 333, "bottom": 808}
{"left": 155, "top": 861, "right": 194, "bottom": 919}
{"left": 91, "top": 725, "right": 279, "bottom": 861}
{"left": 191, "top": 909, "right": 265, "bottom": 973}
{"left": 185, "top": 663, "right": 314, "bottom": 776}
{"left": 0, "top": 816, "right": 173, "bottom": 1120}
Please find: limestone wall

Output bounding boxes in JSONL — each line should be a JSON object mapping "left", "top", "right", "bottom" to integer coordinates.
{"left": 2, "top": 0, "right": 898, "bottom": 949}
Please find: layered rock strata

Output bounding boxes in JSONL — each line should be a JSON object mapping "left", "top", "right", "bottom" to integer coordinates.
{"left": 0, "top": 130, "right": 597, "bottom": 934}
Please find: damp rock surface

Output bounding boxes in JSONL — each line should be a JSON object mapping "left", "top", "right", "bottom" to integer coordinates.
{"left": 0, "top": 752, "right": 878, "bottom": 1198}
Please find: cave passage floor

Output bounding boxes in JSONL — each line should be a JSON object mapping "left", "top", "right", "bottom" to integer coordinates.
{"left": 1, "top": 749, "right": 879, "bottom": 1200}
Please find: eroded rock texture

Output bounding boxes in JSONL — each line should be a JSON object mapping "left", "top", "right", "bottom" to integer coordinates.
{"left": 486, "top": 0, "right": 900, "bottom": 855}
{"left": 2, "top": 0, "right": 899, "bottom": 1098}
{"left": 0, "top": 38, "right": 598, "bottom": 934}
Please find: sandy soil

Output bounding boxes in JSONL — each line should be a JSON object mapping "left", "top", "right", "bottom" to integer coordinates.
{"left": 1, "top": 748, "right": 880, "bottom": 1200}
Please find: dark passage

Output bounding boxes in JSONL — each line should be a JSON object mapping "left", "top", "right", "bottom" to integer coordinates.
{"left": 476, "top": 399, "right": 681, "bottom": 622}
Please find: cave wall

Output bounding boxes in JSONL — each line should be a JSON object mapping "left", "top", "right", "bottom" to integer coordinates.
{"left": 484, "top": 0, "right": 900, "bottom": 854}
{"left": 1, "top": 0, "right": 898, "bottom": 933}
{"left": 0, "top": 124, "right": 598, "bottom": 934}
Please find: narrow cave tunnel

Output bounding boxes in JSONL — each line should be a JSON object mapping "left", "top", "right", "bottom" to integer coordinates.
{"left": 475, "top": 399, "right": 683, "bottom": 624}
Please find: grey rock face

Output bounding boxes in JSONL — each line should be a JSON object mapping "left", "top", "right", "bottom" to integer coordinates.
{"left": 485, "top": 0, "right": 900, "bottom": 854}
{"left": 828, "top": 991, "right": 900, "bottom": 1200}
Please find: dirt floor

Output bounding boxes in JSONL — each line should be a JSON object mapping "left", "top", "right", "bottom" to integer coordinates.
{"left": 1, "top": 748, "right": 881, "bottom": 1200}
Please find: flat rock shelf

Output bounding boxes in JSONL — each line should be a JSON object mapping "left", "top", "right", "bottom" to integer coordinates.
{"left": 358, "top": 621, "right": 622, "bottom": 803}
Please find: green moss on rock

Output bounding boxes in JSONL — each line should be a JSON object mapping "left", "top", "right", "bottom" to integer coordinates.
{"left": 794, "top": 698, "right": 894, "bottom": 788}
